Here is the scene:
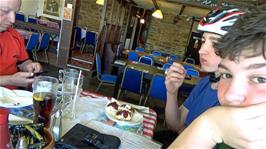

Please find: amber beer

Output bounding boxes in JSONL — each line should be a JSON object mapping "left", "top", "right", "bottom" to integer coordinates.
{"left": 33, "top": 92, "right": 56, "bottom": 127}
{"left": 32, "top": 76, "right": 58, "bottom": 128}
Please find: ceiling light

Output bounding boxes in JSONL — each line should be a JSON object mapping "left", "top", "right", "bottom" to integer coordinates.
{"left": 96, "top": 0, "right": 104, "bottom": 5}
{"left": 152, "top": 9, "right": 163, "bottom": 19}
{"left": 140, "top": 19, "right": 145, "bottom": 24}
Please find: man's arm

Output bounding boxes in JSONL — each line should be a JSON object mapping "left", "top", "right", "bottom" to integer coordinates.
{"left": 0, "top": 72, "right": 34, "bottom": 87}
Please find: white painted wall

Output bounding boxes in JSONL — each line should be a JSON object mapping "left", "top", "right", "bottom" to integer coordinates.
{"left": 19, "top": 0, "right": 39, "bottom": 17}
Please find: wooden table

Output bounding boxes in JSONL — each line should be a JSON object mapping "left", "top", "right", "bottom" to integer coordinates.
{"left": 112, "top": 60, "right": 201, "bottom": 97}
{"left": 122, "top": 49, "right": 168, "bottom": 66}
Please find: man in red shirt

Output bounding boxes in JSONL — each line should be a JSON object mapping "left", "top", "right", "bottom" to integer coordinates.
{"left": 0, "top": 0, "right": 42, "bottom": 89}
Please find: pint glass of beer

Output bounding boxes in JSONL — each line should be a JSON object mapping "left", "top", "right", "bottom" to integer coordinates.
{"left": 32, "top": 76, "right": 59, "bottom": 128}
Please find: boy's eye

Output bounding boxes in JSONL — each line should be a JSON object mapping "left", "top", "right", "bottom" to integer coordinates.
{"left": 220, "top": 73, "right": 231, "bottom": 79}
{"left": 252, "top": 77, "right": 266, "bottom": 83}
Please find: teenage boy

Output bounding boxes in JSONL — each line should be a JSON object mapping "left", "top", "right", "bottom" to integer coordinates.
{"left": 164, "top": 8, "right": 243, "bottom": 132}
{"left": 169, "top": 6, "right": 266, "bottom": 148}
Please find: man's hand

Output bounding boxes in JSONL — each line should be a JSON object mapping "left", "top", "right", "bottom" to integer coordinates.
{"left": 205, "top": 104, "right": 266, "bottom": 149}
{"left": 9, "top": 72, "right": 34, "bottom": 87}
{"left": 165, "top": 62, "right": 186, "bottom": 95}
{"left": 25, "top": 62, "right": 42, "bottom": 73}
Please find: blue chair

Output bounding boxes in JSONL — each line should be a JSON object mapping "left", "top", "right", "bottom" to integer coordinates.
{"left": 163, "top": 63, "right": 172, "bottom": 71}
{"left": 135, "top": 47, "right": 144, "bottom": 52}
{"left": 35, "top": 33, "right": 50, "bottom": 63}
{"left": 183, "top": 64, "right": 194, "bottom": 70}
{"left": 151, "top": 51, "right": 162, "bottom": 57}
{"left": 143, "top": 74, "right": 167, "bottom": 105}
{"left": 117, "top": 66, "right": 144, "bottom": 104}
{"left": 95, "top": 53, "right": 117, "bottom": 92}
{"left": 128, "top": 51, "right": 138, "bottom": 61}
{"left": 74, "top": 27, "right": 84, "bottom": 49}
{"left": 186, "top": 68, "right": 200, "bottom": 78}
{"left": 28, "top": 15, "right": 37, "bottom": 24}
{"left": 81, "top": 31, "right": 97, "bottom": 53}
{"left": 15, "top": 12, "right": 25, "bottom": 22}
{"left": 184, "top": 57, "right": 195, "bottom": 64}
{"left": 139, "top": 56, "right": 154, "bottom": 65}
{"left": 26, "top": 33, "right": 39, "bottom": 61}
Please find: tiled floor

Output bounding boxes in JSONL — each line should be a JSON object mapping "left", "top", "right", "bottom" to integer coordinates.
{"left": 41, "top": 62, "right": 178, "bottom": 147}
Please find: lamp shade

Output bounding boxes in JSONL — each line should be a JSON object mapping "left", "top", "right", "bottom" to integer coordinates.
{"left": 152, "top": 9, "right": 163, "bottom": 19}
{"left": 96, "top": 0, "right": 104, "bottom": 5}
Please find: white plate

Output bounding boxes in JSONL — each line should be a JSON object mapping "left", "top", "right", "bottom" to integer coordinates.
{"left": 105, "top": 107, "right": 143, "bottom": 126}
{"left": 0, "top": 87, "right": 33, "bottom": 108}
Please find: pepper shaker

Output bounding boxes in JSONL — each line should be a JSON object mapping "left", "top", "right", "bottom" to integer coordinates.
{"left": 51, "top": 110, "right": 62, "bottom": 141}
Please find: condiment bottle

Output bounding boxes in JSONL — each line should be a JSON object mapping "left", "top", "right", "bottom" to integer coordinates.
{"left": 0, "top": 108, "right": 11, "bottom": 149}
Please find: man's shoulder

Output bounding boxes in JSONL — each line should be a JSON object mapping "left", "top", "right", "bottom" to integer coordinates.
{"left": 7, "top": 28, "right": 21, "bottom": 36}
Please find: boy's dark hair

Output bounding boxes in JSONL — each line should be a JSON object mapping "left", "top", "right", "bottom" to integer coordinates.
{"left": 215, "top": 5, "right": 266, "bottom": 60}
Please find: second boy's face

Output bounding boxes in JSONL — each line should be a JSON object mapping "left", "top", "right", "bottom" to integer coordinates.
{"left": 199, "top": 32, "right": 222, "bottom": 72}
{"left": 218, "top": 52, "right": 266, "bottom": 106}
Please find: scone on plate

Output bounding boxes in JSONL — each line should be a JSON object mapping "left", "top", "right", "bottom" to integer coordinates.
{"left": 118, "top": 104, "right": 135, "bottom": 113}
{"left": 115, "top": 109, "right": 132, "bottom": 121}
{"left": 106, "top": 100, "right": 119, "bottom": 116}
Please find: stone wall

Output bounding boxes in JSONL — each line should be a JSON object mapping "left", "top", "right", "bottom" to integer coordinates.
{"left": 77, "top": 0, "right": 103, "bottom": 32}
{"left": 78, "top": 0, "right": 192, "bottom": 58}
{"left": 145, "top": 13, "right": 192, "bottom": 58}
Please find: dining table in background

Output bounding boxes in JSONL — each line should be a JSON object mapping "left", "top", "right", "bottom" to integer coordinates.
{"left": 112, "top": 60, "right": 201, "bottom": 97}
{"left": 122, "top": 49, "right": 168, "bottom": 66}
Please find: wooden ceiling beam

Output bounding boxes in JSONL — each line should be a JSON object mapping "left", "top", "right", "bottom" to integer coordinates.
{"left": 167, "top": 0, "right": 212, "bottom": 10}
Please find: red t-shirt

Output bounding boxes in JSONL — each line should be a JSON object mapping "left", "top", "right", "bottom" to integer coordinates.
{"left": 0, "top": 28, "right": 29, "bottom": 89}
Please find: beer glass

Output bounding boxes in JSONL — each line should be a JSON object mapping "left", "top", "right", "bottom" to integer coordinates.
{"left": 32, "top": 76, "right": 59, "bottom": 128}
{"left": 59, "top": 68, "right": 83, "bottom": 119}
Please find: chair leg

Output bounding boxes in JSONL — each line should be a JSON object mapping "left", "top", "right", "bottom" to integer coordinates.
{"left": 95, "top": 81, "right": 102, "bottom": 92}
{"left": 143, "top": 96, "right": 149, "bottom": 106}
{"left": 45, "top": 51, "right": 49, "bottom": 63}
{"left": 81, "top": 43, "right": 86, "bottom": 53}
{"left": 117, "top": 89, "right": 122, "bottom": 100}
{"left": 32, "top": 51, "right": 37, "bottom": 62}
{"left": 139, "top": 95, "right": 143, "bottom": 105}
{"left": 34, "top": 51, "right": 38, "bottom": 62}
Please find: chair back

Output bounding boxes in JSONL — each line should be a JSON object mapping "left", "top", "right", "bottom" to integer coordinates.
{"left": 15, "top": 12, "right": 25, "bottom": 22}
{"left": 186, "top": 68, "right": 199, "bottom": 78}
{"left": 95, "top": 53, "right": 102, "bottom": 78}
{"left": 139, "top": 56, "right": 154, "bottom": 65}
{"left": 85, "top": 31, "right": 96, "bottom": 46}
{"left": 75, "top": 27, "right": 82, "bottom": 42}
{"left": 28, "top": 16, "right": 37, "bottom": 24}
{"left": 121, "top": 66, "right": 144, "bottom": 94}
{"left": 183, "top": 64, "right": 194, "bottom": 70}
{"left": 26, "top": 33, "right": 39, "bottom": 52}
{"left": 38, "top": 33, "right": 50, "bottom": 51}
{"left": 151, "top": 51, "right": 161, "bottom": 57}
{"left": 128, "top": 51, "right": 138, "bottom": 61}
{"left": 184, "top": 57, "right": 195, "bottom": 64}
{"left": 135, "top": 47, "right": 144, "bottom": 52}
{"left": 163, "top": 63, "right": 171, "bottom": 71}
{"left": 148, "top": 74, "right": 167, "bottom": 101}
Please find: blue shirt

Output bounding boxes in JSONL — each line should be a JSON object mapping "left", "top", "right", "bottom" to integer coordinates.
{"left": 183, "top": 76, "right": 219, "bottom": 126}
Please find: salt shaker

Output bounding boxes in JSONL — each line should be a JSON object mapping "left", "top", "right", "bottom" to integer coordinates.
{"left": 51, "top": 110, "right": 62, "bottom": 141}
{"left": 0, "top": 108, "right": 11, "bottom": 149}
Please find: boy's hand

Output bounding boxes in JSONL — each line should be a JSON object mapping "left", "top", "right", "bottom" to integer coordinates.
{"left": 165, "top": 62, "right": 186, "bottom": 95}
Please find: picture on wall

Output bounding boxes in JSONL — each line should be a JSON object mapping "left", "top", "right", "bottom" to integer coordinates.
{"left": 38, "top": 0, "right": 64, "bottom": 20}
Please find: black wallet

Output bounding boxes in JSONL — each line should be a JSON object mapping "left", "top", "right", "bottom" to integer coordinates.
{"left": 56, "top": 123, "right": 121, "bottom": 149}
